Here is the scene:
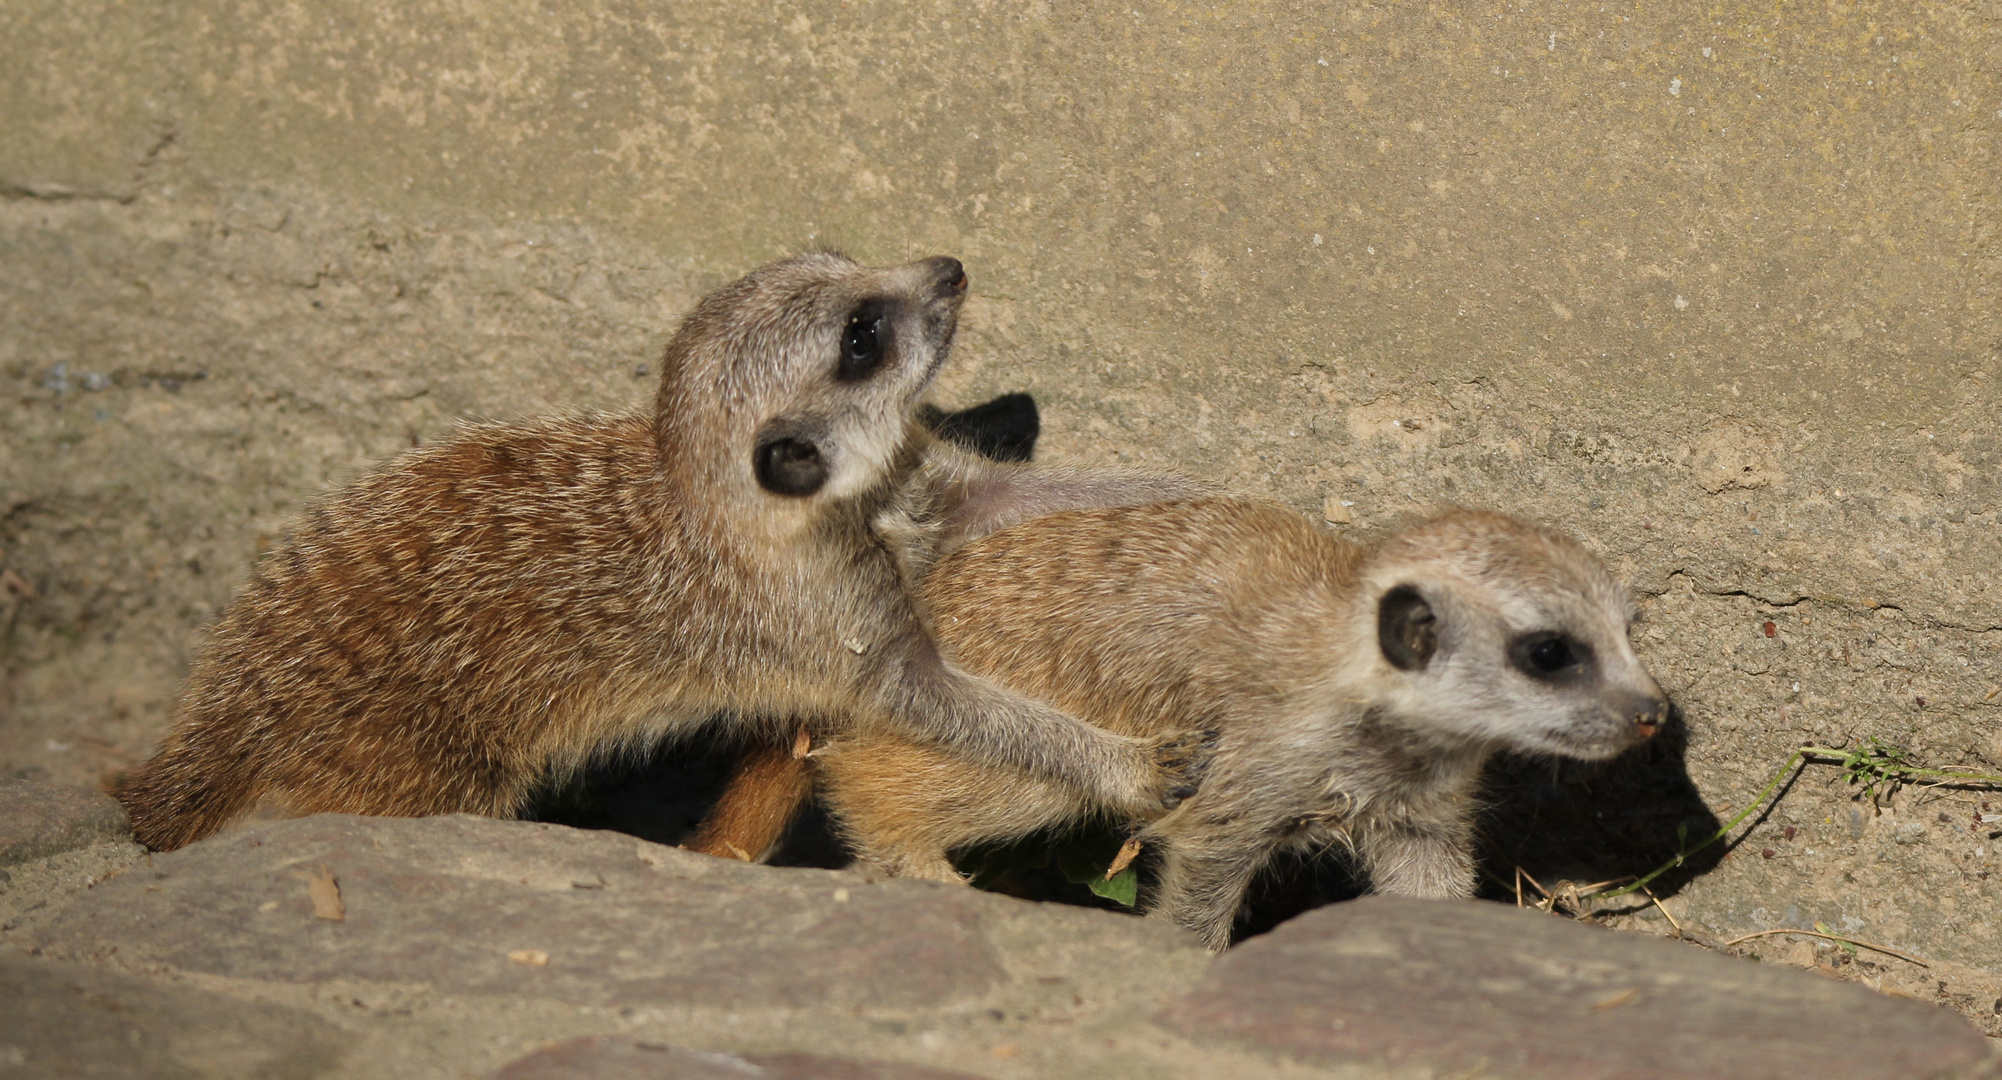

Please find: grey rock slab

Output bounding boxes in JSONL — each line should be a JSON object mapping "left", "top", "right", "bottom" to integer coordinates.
{"left": 0, "top": 778, "right": 131, "bottom": 867}
{"left": 25, "top": 813, "right": 1204, "bottom": 1016}
{"left": 493, "top": 1035, "right": 987, "bottom": 1080}
{"left": 0, "top": 949, "right": 349, "bottom": 1079}
{"left": 1160, "top": 896, "right": 1992, "bottom": 1080}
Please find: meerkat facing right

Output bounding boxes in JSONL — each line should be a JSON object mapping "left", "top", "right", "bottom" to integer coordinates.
{"left": 801, "top": 500, "right": 1667, "bottom": 949}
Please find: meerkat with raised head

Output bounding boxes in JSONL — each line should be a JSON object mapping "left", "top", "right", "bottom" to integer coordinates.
{"left": 701, "top": 499, "right": 1668, "bottom": 948}
{"left": 114, "top": 252, "right": 1208, "bottom": 852}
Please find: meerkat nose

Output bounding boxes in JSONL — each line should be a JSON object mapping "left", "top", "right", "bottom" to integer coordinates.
{"left": 1629, "top": 693, "right": 1669, "bottom": 739}
{"left": 924, "top": 256, "right": 967, "bottom": 295}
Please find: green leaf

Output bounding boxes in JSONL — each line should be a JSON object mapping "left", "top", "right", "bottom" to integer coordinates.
{"left": 1052, "top": 833, "right": 1141, "bottom": 907}
{"left": 1088, "top": 866, "right": 1139, "bottom": 908}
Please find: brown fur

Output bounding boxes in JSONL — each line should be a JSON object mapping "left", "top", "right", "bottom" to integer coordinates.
{"left": 685, "top": 727, "right": 816, "bottom": 861}
{"left": 703, "top": 499, "right": 1668, "bottom": 949}
{"left": 114, "top": 253, "right": 1204, "bottom": 851}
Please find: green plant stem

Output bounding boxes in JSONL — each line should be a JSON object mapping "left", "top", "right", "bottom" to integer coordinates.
{"left": 1796, "top": 747, "right": 2002, "bottom": 788}
{"left": 1596, "top": 743, "right": 2002, "bottom": 906}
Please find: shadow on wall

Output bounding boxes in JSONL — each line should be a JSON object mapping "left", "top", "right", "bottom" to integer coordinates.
{"left": 1235, "top": 709, "right": 1721, "bottom": 941}
{"left": 1476, "top": 705, "right": 1725, "bottom": 905}
{"left": 528, "top": 393, "right": 1725, "bottom": 939}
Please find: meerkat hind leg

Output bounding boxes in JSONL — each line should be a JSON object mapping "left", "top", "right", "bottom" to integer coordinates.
{"left": 1146, "top": 836, "right": 1276, "bottom": 952}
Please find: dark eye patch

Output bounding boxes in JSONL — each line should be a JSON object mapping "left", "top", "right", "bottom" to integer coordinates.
{"left": 837, "top": 300, "right": 893, "bottom": 382}
{"left": 1509, "top": 631, "right": 1593, "bottom": 684}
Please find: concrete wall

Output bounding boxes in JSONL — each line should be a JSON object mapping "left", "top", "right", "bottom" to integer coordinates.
{"left": 3, "top": 0, "right": 1998, "bottom": 1009}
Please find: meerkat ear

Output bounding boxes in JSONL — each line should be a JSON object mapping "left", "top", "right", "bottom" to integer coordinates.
{"left": 1377, "top": 584, "right": 1439, "bottom": 671}
{"left": 753, "top": 420, "right": 830, "bottom": 496}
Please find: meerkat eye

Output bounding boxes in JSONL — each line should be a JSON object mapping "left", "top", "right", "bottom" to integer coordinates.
{"left": 1510, "top": 631, "right": 1591, "bottom": 683}
{"left": 837, "top": 302, "right": 891, "bottom": 382}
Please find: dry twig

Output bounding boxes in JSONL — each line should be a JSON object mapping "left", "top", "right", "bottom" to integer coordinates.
{"left": 1720, "top": 928, "right": 1927, "bottom": 968}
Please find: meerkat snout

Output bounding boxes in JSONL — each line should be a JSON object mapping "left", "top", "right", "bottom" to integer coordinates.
{"left": 1628, "top": 692, "right": 1669, "bottom": 739}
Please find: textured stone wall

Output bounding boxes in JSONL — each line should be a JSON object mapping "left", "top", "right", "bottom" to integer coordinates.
{"left": 3, "top": 0, "right": 1998, "bottom": 1014}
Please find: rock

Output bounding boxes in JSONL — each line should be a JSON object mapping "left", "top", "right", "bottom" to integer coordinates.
{"left": 0, "top": 950, "right": 348, "bottom": 1079}
{"left": 494, "top": 1035, "right": 988, "bottom": 1080}
{"left": 36, "top": 812, "right": 1993, "bottom": 1079}
{"left": 26, "top": 813, "right": 1204, "bottom": 1014}
{"left": 0, "top": 778, "right": 131, "bottom": 867}
{"left": 1159, "top": 895, "right": 1993, "bottom": 1080}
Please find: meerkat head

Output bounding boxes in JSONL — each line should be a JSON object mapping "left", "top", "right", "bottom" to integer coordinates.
{"left": 653, "top": 251, "right": 969, "bottom": 509}
{"left": 1354, "top": 509, "right": 1668, "bottom": 761}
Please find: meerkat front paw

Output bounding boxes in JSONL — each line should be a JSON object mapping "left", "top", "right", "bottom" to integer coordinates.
{"left": 1132, "top": 728, "right": 1219, "bottom": 813}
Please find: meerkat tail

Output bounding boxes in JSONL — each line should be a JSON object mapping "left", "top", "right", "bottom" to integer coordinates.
{"left": 111, "top": 738, "right": 265, "bottom": 852}
{"left": 684, "top": 729, "right": 815, "bottom": 861}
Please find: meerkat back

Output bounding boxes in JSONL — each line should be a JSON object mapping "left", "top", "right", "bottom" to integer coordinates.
{"left": 813, "top": 498, "right": 1358, "bottom": 879}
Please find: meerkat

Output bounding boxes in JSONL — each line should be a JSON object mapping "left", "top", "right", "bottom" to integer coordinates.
{"left": 113, "top": 252, "right": 1208, "bottom": 852}
{"left": 700, "top": 499, "right": 1669, "bottom": 948}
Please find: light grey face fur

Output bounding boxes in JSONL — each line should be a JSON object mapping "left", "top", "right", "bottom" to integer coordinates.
{"left": 1357, "top": 517, "right": 1666, "bottom": 761}
{"left": 656, "top": 251, "right": 967, "bottom": 505}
